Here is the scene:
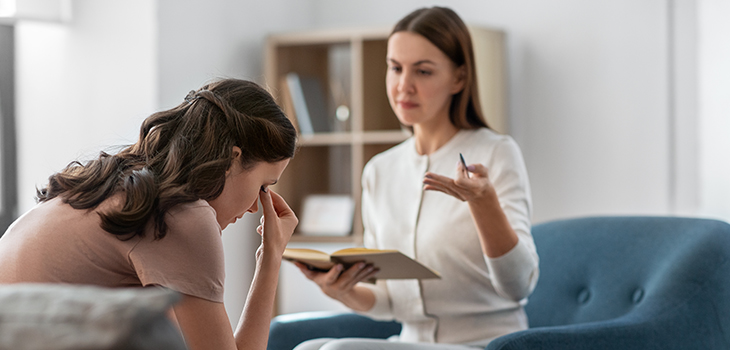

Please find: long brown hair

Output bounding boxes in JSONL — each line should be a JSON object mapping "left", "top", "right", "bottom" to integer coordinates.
{"left": 391, "top": 6, "right": 488, "bottom": 129}
{"left": 37, "top": 79, "right": 297, "bottom": 239}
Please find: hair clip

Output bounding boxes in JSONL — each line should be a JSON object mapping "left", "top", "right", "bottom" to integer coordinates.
{"left": 184, "top": 90, "right": 197, "bottom": 104}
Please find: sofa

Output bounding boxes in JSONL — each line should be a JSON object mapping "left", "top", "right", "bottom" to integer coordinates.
{"left": 0, "top": 284, "right": 187, "bottom": 350}
{"left": 267, "top": 216, "right": 730, "bottom": 350}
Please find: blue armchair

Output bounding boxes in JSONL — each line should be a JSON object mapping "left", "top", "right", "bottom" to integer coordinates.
{"left": 268, "top": 216, "right": 730, "bottom": 350}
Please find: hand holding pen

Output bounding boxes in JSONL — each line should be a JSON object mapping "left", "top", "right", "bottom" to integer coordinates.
{"left": 422, "top": 153, "right": 495, "bottom": 203}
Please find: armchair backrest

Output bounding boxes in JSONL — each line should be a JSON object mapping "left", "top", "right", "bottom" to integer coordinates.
{"left": 524, "top": 216, "right": 730, "bottom": 328}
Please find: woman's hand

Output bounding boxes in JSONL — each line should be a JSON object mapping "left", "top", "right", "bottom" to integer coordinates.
{"left": 422, "top": 161, "right": 495, "bottom": 203}
{"left": 425, "top": 159, "right": 520, "bottom": 258}
{"left": 232, "top": 189, "right": 296, "bottom": 350}
{"left": 256, "top": 189, "right": 297, "bottom": 257}
{"left": 294, "top": 261, "right": 378, "bottom": 306}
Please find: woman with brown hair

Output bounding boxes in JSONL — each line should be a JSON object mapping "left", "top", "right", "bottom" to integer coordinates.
{"left": 0, "top": 78, "right": 298, "bottom": 350}
{"left": 294, "top": 7, "right": 539, "bottom": 349}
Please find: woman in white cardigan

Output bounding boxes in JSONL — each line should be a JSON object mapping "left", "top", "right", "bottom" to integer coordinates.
{"left": 294, "top": 7, "right": 539, "bottom": 349}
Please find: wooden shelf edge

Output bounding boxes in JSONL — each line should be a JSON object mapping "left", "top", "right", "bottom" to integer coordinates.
{"left": 360, "top": 130, "right": 411, "bottom": 144}
{"left": 289, "top": 234, "right": 358, "bottom": 243}
{"left": 296, "top": 130, "right": 410, "bottom": 146}
{"left": 297, "top": 132, "right": 353, "bottom": 145}
{"left": 267, "top": 26, "right": 392, "bottom": 45}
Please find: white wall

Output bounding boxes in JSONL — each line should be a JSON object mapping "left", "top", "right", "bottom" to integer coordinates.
{"left": 698, "top": 0, "right": 730, "bottom": 221}
{"left": 16, "top": 0, "right": 157, "bottom": 212}
{"left": 157, "top": 0, "right": 316, "bottom": 109}
{"left": 672, "top": 0, "right": 699, "bottom": 216}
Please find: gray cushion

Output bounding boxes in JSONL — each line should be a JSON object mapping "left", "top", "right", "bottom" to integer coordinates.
{"left": 0, "top": 284, "right": 187, "bottom": 350}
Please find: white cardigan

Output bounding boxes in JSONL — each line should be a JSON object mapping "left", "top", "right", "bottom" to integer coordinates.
{"left": 358, "top": 128, "right": 539, "bottom": 346}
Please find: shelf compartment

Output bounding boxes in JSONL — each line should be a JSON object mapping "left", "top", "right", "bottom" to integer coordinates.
{"left": 361, "top": 38, "right": 401, "bottom": 132}
{"left": 275, "top": 145, "right": 353, "bottom": 238}
{"left": 298, "top": 132, "right": 353, "bottom": 146}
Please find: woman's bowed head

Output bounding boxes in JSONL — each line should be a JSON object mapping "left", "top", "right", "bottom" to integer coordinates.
{"left": 37, "top": 79, "right": 298, "bottom": 241}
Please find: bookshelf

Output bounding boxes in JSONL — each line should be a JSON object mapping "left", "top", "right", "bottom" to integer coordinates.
{"left": 264, "top": 26, "right": 506, "bottom": 244}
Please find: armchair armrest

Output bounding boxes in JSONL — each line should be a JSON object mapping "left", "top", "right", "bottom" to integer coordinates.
{"left": 267, "top": 312, "right": 401, "bottom": 350}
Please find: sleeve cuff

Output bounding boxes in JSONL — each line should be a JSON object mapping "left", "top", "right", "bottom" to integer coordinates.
{"left": 354, "top": 281, "right": 394, "bottom": 321}
{"left": 485, "top": 238, "right": 540, "bottom": 301}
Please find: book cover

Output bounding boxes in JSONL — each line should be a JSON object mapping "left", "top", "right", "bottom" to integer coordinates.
{"left": 285, "top": 72, "right": 329, "bottom": 134}
{"left": 283, "top": 247, "right": 441, "bottom": 280}
{"left": 278, "top": 77, "right": 300, "bottom": 133}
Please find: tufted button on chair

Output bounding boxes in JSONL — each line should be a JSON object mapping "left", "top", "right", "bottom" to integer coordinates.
{"left": 268, "top": 216, "right": 730, "bottom": 350}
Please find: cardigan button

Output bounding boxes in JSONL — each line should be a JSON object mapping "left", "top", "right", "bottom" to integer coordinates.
{"left": 577, "top": 288, "right": 591, "bottom": 304}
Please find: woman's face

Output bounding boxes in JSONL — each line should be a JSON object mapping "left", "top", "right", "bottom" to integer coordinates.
{"left": 208, "top": 148, "right": 290, "bottom": 230}
{"left": 386, "top": 31, "right": 465, "bottom": 128}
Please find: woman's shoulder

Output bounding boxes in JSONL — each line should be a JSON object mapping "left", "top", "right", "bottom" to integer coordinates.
{"left": 131, "top": 199, "right": 225, "bottom": 302}
{"left": 361, "top": 138, "right": 416, "bottom": 183}
{"left": 168, "top": 199, "right": 217, "bottom": 216}
{"left": 163, "top": 200, "right": 221, "bottom": 236}
{"left": 456, "top": 128, "right": 526, "bottom": 172}
{"left": 463, "top": 128, "right": 523, "bottom": 155}
{"left": 365, "top": 137, "right": 414, "bottom": 168}
{"left": 463, "top": 127, "right": 517, "bottom": 147}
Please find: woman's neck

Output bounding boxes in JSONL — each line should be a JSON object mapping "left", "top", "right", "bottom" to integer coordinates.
{"left": 413, "top": 117, "right": 459, "bottom": 155}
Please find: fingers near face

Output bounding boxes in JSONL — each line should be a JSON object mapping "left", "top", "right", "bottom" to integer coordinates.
{"left": 208, "top": 157, "right": 290, "bottom": 230}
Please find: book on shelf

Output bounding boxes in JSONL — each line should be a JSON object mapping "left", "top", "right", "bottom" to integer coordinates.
{"left": 278, "top": 77, "right": 300, "bottom": 133}
{"left": 298, "top": 194, "right": 354, "bottom": 236}
{"left": 283, "top": 247, "right": 441, "bottom": 280}
{"left": 285, "top": 72, "right": 330, "bottom": 135}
